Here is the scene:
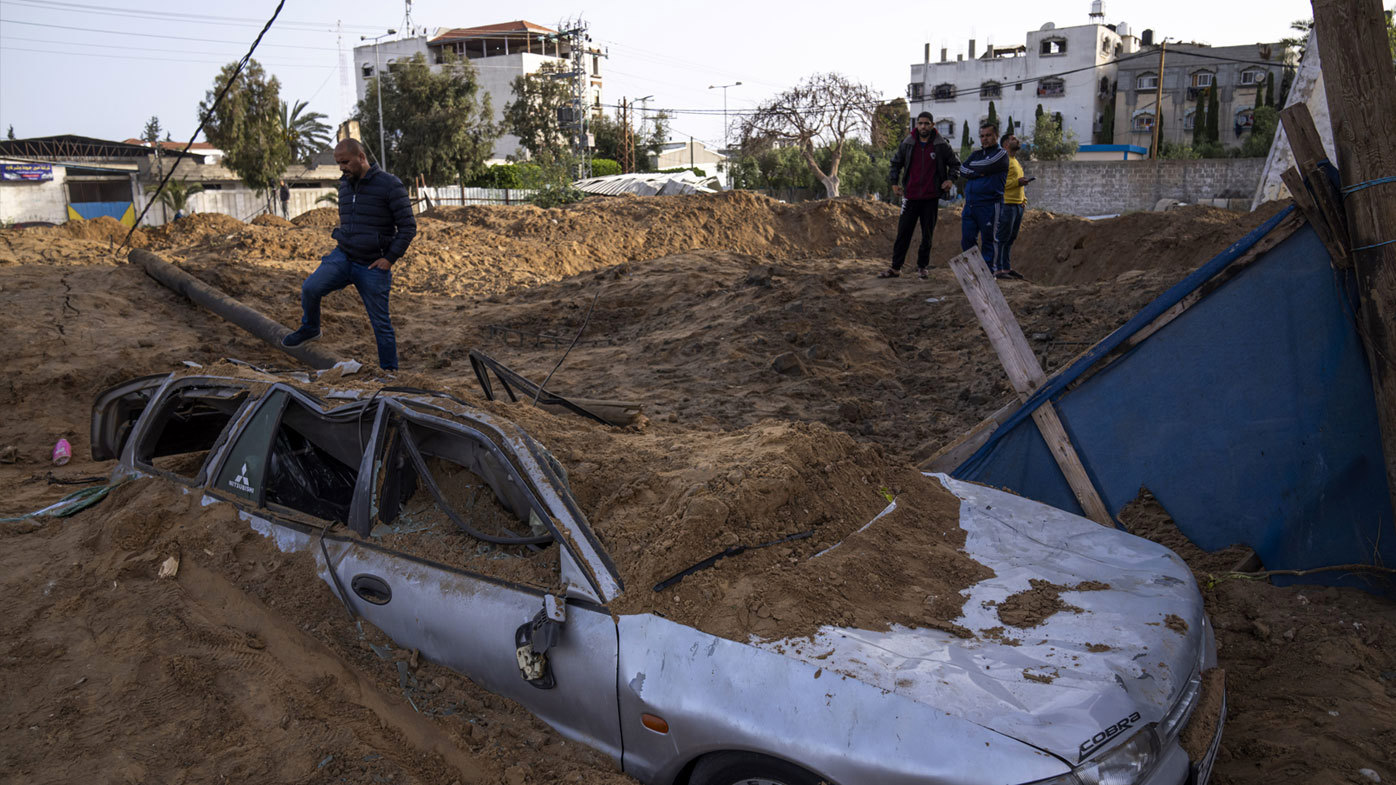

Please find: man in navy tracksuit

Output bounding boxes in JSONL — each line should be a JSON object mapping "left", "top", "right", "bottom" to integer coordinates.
{"left": 881, "top": 111, "right": 959, "bottom": 279}
{"left": 959, "top": 122, "right": 1010, "bottom": 272}
{"left": 282, "top": 138, "right": 416, "bottom": 372}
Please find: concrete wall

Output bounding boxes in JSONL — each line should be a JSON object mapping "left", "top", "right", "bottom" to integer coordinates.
{"left": 0, "top": 162, "right": 70, "bottom": 224}
{"left": 1018, "top": 157, "right": 1265, "bottom": 215}
{"left": 132, "top": 186, "right": 338, "bottom": 226}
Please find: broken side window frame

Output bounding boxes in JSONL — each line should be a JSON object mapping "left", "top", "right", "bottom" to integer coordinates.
{"left": 379, "top": 399, "right": 623, "bottom": 603}
{"left": 132, "top": 379, "right": 254, "bottom": 486}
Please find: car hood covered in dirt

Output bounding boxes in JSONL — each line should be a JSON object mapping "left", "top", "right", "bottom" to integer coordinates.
{"left": 766, "top": 475, "right": 1211, "bottom": 763}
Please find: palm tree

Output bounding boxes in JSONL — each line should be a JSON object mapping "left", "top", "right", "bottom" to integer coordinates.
{"left": 157, "top": 179, "right": 204, "bottom": 216}
{"left": 281, "top": 100, "right": 332, "bottom": 165}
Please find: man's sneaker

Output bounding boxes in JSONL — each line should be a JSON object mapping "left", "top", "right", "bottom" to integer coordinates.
{"left": 1001, "top": 270, "right": 1025, "bottom": 280}
{"left": 281, "top": 326, "right": 321, "bottom": 348}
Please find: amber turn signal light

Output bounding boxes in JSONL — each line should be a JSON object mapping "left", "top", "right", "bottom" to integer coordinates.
{"left": 641, "top": 713, "right": 669, "bottom": 734}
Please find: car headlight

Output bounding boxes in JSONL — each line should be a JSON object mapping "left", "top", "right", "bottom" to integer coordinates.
{"left": 1020, "top": 726, "right": 1161, "bottom": 785}
{"left": 1072, "top": 725, "right": 1161, "bottom": 785}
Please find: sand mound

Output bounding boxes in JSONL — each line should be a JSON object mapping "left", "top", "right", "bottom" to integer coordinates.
{"left": 59, "top": 215, "right": 148, "bottom": 248}
{"left": 1016, "top": 201, "right": 1290, "bottom": 285}
{"left": 291, "top": 206, "right": 339, "bottom": 227}
{"left": 250, "top": 213, "right": 294, "bottom": 228}
{"left": 487, "top": 402, "right": 991, "bottom": 641}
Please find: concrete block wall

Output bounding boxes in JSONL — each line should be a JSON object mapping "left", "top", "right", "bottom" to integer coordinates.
{"left": 1018, "top": 158, "right": 1266, "bottom": 215}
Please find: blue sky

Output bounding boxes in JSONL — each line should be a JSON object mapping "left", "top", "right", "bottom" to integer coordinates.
{"left": 0, "top": 0, "right": 1339, "bottom": 150}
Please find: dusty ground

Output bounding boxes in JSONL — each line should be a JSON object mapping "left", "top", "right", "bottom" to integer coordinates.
{"left": 0, "top": 194, "right": 1391, "bottom": 784}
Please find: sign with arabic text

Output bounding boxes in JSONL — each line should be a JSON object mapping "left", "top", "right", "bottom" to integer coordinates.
{"left": 0, "top": 163, "right": 54, "bottom": 182}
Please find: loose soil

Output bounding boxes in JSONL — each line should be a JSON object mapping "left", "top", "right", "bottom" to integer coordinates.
{"left": 0, "top": 193, "right": 1391, "bottom": 784}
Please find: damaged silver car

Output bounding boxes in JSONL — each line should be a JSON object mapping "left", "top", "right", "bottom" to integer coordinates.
{"left": 93, "top": 369, "right": 1225, "bottom": 785}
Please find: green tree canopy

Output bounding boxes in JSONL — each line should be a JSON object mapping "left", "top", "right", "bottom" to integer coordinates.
{"left": 1030, "top": 113, "right": 1078, "bottom": 161}
{"left": 198, "top": 60, "right": 291, "bottom": 194}
{"left": 960, "top": 119, "right": 972, "bottom": 159}
{"left": 1240, "top": 105, "right": 1279, "bottom": 157}
{"left": 142, "top": 116, "right": 162, "bottom": 145}
{"left": 281, "top": 99, "right": 331, "bottom": 165}
{"left": 158, "top": 179, "right": 203, "bottom": 214}
{"left": 1192, "top": 88, "right": 1209, "bottom": 147}
{"left": 504, "top": 60, "right": 573, "bottom": 160}
{"left": 986, "top": 101, "right": 999, "bottom": 131}
{"left": 357, "top": 52, "right": 497, "bottom": 185}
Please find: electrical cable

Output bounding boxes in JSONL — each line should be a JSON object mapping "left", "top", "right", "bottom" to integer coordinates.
{"left": 114, "top": 0, "right": 287, "bottom": 257}
{"left": 530, "top": 287, "right": 602, "bottom": 408}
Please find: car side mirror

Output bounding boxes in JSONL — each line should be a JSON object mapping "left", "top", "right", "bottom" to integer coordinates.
{"left": 514, "top": 595, "right": 565, "bottom": 690}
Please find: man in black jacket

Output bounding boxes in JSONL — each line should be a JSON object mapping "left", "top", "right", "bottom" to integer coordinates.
{"left": 880, "top": 111, "right": 960, "bottom": 279}
{"left": 283, "top": 138, "right": 417, "bottom": 372}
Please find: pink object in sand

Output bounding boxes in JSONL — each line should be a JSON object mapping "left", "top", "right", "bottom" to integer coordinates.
{"left": 52, "top": 438, "right": 71, "bottom": 466}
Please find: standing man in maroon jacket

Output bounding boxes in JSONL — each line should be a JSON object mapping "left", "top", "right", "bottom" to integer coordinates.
{"left": 880, "top": 111, "right": 960, "bottom": 279}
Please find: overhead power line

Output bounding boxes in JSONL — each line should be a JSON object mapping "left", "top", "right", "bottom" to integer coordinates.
{"left": 1, "top": 0, "right": 385, "bottom": 33}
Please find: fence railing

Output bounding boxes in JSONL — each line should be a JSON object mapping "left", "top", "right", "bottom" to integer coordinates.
{"left": 416, "top": 186, "right": 539, "bottom": 208}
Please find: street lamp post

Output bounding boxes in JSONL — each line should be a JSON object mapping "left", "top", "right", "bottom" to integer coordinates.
{"left": 361, "top": 29, "right": 397, "bottom": 171}
{"left": 708, "top": 81, "right": 741, "bottom": 187}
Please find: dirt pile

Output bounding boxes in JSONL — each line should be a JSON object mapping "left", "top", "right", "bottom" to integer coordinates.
{"left": 489, "top": 403, "right": 992, "bottom": 641}
{"left": 1120, "top": 506, "right": 1396, "bottom": 785}
{"left": 1, "top": 193, "right": 1392, "bottom": 785}
{"left": 1016, "top": 202, "right": 1290, "bottom": 286}
{"left": 0, "top": 476, "right": 630, "bottom": 785}
{"left": 251, "top": 213, "right": 294, "bottom": 228}
{"left": 292, "top": 206, "right": 340, "bottom": 227}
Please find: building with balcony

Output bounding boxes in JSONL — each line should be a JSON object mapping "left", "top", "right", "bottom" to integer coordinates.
{"left": 352, "top": 20, "right": 604, "bottom": 163}
{"left": 907, "top": 5, "right": 1140, "bottom": 149}
{"left": 1112, "top": 41, "right": 1290, "bottom": 150}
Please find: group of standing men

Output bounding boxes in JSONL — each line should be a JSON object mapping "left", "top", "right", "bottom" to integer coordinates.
{"left": 883, "top": 112, "right": 1029, "bottom": 281}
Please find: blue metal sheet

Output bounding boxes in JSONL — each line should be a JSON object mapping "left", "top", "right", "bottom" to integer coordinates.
{"left": 70, "top": 201, "right": 131, "bottom": 220}
{"left": 954, "top": 224, "right": 1394, "bottom": 585}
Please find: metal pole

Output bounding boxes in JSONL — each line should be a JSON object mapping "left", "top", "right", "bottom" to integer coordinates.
{"left": 374, "top": 40, "right": 387, "bottom": 170}
{"left": 1150, "top": 41, "right": 1166, "bottom": 159}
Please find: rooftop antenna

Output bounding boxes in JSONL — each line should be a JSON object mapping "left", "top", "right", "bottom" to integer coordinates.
{"left": 402, "top": 0, "right": 415, "bottom": 36}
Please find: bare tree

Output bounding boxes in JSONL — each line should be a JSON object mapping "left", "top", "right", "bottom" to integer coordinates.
{"left": 739, "top": 73, "right": 879, "bottom": 198}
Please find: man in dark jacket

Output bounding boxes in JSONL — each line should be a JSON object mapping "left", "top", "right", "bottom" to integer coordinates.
{"left": 958, "top": 122, "right": 1010, "bottom": 272}
{"left": 881, "top": 112, "right": 960, "bottom": 279}
{"left": 282, "top": 138, "right": 417, "bottom": 372}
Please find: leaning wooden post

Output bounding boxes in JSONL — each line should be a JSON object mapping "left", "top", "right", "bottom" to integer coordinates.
{"left": 1311, "top": 0, "right": 1396, "bottom": 512}
{"left": 130, "top": 248, "right": 344, "bottom": 370}
{"left": 947, "top": 246, "right": 1114, "bottom": 526}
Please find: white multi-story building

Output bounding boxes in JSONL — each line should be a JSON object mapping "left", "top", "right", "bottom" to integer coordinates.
{"left": 907, "top": 4, "right": 1140, "bottom": 148}
{"left": 352, "top": 20, "right": 603, "bottom": 163}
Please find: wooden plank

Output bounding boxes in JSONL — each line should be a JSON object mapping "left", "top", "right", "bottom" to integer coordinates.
{"left": 1280, "top": 166, "right": 1346, "bottom": 262}
{"left": 1280, "top": 104, "right": 1351, "bottom": 259}
{"left": 947, "top": 246, "right": 1113, "bottom": 526}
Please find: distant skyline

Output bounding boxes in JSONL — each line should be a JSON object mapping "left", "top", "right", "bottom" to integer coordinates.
{"left": 0, "top": 0, "right": 1364, "bottom": 153}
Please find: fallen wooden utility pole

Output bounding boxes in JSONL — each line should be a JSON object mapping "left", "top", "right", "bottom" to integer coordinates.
{"left": 947, "top": 247, "right": 1114, "bottom": 527}
{"left": 130, "top": 248, "right": 344, "bottom": 370}
{"left": 1311, "top": 0, "right": 1396, "bottom": 516}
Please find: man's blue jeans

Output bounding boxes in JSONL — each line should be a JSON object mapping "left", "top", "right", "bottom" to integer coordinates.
{"left": 300, "top": 247, "right": 397, "bottom": 370}
{"left": 995, "top": 203, "right": 1025, "bottom": 272}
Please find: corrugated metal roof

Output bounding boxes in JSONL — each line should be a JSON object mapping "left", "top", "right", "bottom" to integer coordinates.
{"left": 574, "top": 171, "right": 718, "bottom": 197}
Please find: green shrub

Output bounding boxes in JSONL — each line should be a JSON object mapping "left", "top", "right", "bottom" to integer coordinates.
{"left": 590, "top": 158, "right": 622, "bottom": 177}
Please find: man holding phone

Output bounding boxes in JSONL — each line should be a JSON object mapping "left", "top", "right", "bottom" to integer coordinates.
{"left": 996, "top": 134, "right": 1031, "bottom": 280}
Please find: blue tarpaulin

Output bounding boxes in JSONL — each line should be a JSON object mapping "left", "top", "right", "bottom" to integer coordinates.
{"left": 953, "top": 208, "right": 1394, "bottom": 584}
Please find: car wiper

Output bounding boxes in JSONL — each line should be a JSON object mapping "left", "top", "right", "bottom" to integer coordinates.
{"left": 652, "top": 530, "right": 814, "bottom": 592}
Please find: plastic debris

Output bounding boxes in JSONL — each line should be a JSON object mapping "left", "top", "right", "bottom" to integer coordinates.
{"left": 158, "top": 555, "right": 180, "bottom": 579}
{"left": 51, "top": 439, "right": 71, "bottom": 466}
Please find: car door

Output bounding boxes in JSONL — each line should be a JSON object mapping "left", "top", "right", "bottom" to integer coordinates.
{"left": 312, "top": 399, "right": 624, "bottom": 762}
